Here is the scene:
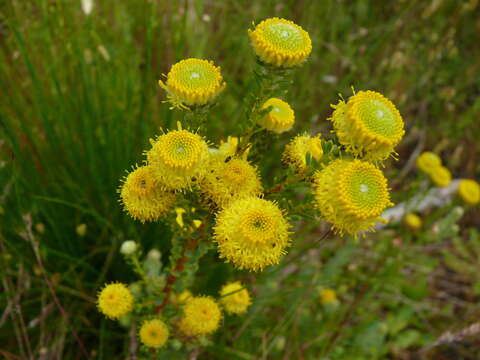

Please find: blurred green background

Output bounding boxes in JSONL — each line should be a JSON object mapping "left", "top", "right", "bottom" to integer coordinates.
{"left": 1, "top": 0, "right": 479, "bottom": 359}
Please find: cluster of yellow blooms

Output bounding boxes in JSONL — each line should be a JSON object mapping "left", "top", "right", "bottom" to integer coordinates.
{"left": 101, "top": 15, "right": 415, "bottom": 353}
{"left": 416, "top": 151, "right": 479, "bottom": 204}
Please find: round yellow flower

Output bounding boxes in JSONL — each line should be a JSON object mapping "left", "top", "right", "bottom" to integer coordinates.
{"left": 404, "top": 213, "right": 422, "bottom": 231}
{"left": 146, "top": 128, "right": 210, "bottom": 191}
{"left": 458, "top": 179, "right": 480, "bottom": 205}
{"left": 319, "top": 288, "right": 337, "bottom": 305}
{"left": 416, "top": 151, "right": 442, "bottom": 174}
{"left": 178, "top": 296, "right": 222, "bottom": 337}
{"left": 139, "top": 319, "right": 169, "bottom": 348}
{"left": 258, "top": 98, "right": 295, "bottom": 133}
{"left": 159, "top": 58, "right": 225, "bottom": 108}
{"left": 248, "top": 17, "right": 312, "bottom": 67}
{"left": 214, "top": 197, "right": 291, "bottom": 271}
{"left": 429, "top": 166, "right": 452, "bottom": 187}
{"left": 329, "top": 91, "right": 405, "bottom": 162}
{"left": 97, "top": 283, "right": 133, "bottom": 319}
{"left": 201, "top": 157, "right": 263, "bottom": 208}
{"left": 313, "top": 159, "right": 393, "bottom": 235}
{"left": 119, "top": 165, "right": 176, "bottom": 222}
{"left": 282, "top": 134, "right": 323, "bottom": 171}
{"left": 219, "top": 282, "right": 251, "bottom": 315}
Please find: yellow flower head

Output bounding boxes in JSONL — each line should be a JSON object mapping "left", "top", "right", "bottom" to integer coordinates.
{"left": 178, "top": 296, "right": 222, "bottom": 337}
{"left": 146, "top": 127, "right": 210, "bottom": 191}
{"left": 329, "top": 90, "right": 405, "bottom": 162}
{"left": 404, "top": 213, "right": 422, "bottom": 231}
{"left": 282, "top": 134, "right": 323, "bottom": 171}
{"left": 173, "top": 290, "right": 193, "bottom": 305}
{"left": 214, "top": 197, "right": 291, "bottom": 271}
{"left": 139, "top": 319, "right": 169, "bottom": 348}
{"left": 319, "top": 288, "right": 337, "bottom": 305}
{"left": 219, "top": 281, "right": 251, "bottom": 315}
{"left": 159, "top": 58, "right": 225, "bottom": 109}
{"left": 97, "top": 283, "right": 133, "bottom": 319}
{"left": 313, "top": 159, "right": 393, "bottom": 235}
{"left": 119, "top": 165, "right": 176, "bottom": 222}
{"left": 248, "top": 17, "right": 312, "bottom": 67}
{"left": 201, "top": 157, "right": 263, "bottom": 208}
{"left": 416, "top": 151, "right": 442, "bottom": 174}
{"left": 258, "top": 98, "right": 295, "bottom": 134}
{"left": 458, "top": 179, "right": 480, "bottom": 205}
{"left": 429, "top": 165, "right": 452, "bottom": 187}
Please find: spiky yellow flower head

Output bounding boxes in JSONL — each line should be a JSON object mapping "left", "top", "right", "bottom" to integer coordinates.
{"left": 404, "top": 213, "right": 422, "bottom": 231}
{"left": 248, "top": 17, "right": 312, "bottom": 67}
{"left": 319, "top": 288, "right": 338, "bottom": 305}
{"left": 429, "top": 166, "right": 452, "bottom": 187}
{"left": 119, "top": 165, "right": 176, "bottom": 222}
{"left": 416, "top": 151, "right": 442, "bottom": 174}
{"left": 329, "top": 91, "right": 405, "bottom": 162}
{"left": 282, "top": 134, "right": 323, "bottom": 171}
{"left": 97, "top": 283, "right": 133, "bottom": 319}
{"left": 201, "top": 158, "right": 263, "bottom": 208}
{"left": 147, "top": 126, "right": 210, "bottom": 191}
{"left": 139, "top": 319, "right": 169, "bottom": 348}
{"left": 458, "top": 179, "right": 480, "bottom": 205}
{"left": 219, "top": 282, "right": 252, "bottom": 315}
{"left": 313, "top": 159, "right": 393, "bottom": 235}
{"left": 178, "top": 296, "right": 222, "bottom": 337}
{"left": 214, "top": 197, "right": 291, "bottom": 271}
{"left": 258, "top": 98, "right": 295, "bottom": 134}
{"left": 159, "top": 58, "right": 225, "bottom": 109}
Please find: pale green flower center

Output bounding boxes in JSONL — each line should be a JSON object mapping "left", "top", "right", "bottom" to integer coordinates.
{"left": 264, "top": 23, "right": 305, "bottom": 52}
{"left": 358, "top": 99, "right": 398, "bottom": 137}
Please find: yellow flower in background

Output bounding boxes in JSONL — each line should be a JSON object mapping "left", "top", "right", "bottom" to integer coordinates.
{"left": 429, "top": 166, "right": 452, "bottom": 187}
{"left": 146, "top": 126, "right": 210, "bottom": 191}
{"left": 159, "top": 58, "right": 226, "bottom": 109}
{"left": 248, "top": 17, "right": 312, "bottom": 67}
{"left": 416, "top": 151, "right": 442, "bottom": 174}
{"left": 404, "top": 213, "right": 422, "bottom": 231}
{"left": 76, "top": 223, "right": 87, "bottom": 237}
{"left": 214, "top": 197, "right": 291, "bottom": 271}
{"left": 313, "top": 159, "right": 393, "bottom": 235}
{"left": 139, "top": 319, "right": 169, "bottom": 348}
{"left": 458, "top": 179, "right": 480, "bottom": 205}
{"left": 219, "top": 281, "right": 251, "bottom": 315}
{"left": 258, "top": 98, "right": 295, "bottom": 134}
{"left": 97, "top": 283, "right": 133, "bottom": 319}
{"left": 201, "top": 157, "right": 263, "bottom": 208}
{"left": 174, "top": 290, "right": 193, "bottom": 305}
{"left": 319, "top": 288, "right": 338, "bottom": 305}
{"left": 178, "top": 296, "right": 222, "bottom": 337}
{"left": 119, "top": 165, "right": 176, "bottom": 222}
{"left": 329, "top": 90, "right": 404, "bottom": 162}
{"left": 282, "top": 134, "right": 323, "bottom": 171}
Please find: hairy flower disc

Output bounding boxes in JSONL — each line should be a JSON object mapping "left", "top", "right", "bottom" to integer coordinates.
{"left": 147, "top": 129, "right": 209, "bottom": 191}
{"left": 178, "top": 296, "right": 222, "bottom": 337}
{"left": 219, "top": 282, "right": 251, "bottom": 315}
{"left": 201, "top": 158, "right": 263, "bottom": 208}
{"left": 97, "top": 283, "right": 133, "bottom": 319}
{"left": 139, "top": 319, "right": 169, "bottom": 348}
{"left": 248, "top": 17, "right": 312, "bottom": 67}
{"left": 159, "top": 58, "right": 225, "bottom": 108}
{"left": 214, "top": 197, "right": 291, "bottom": 271}
{"left": 259, "top": 98, "right": 295, "bottom": 133}
{"left": 119, "top": 165, "right": 176, "bottom": 222}
{"left": 282, "top": 134, "right": 323, "bottom": 171}
{"left": 429, "top": 166, "right": 451, "bottom": 187}
{"left": 458, "top": 179, "right": 480, "bottom": 205}
{"left": 313, "top": 159, "right": 393, "bottom": 235}
{"left": 329, "top": 91, "right": 405, "bottom": 162}
{"left": 416, "top": 151, "right": 442, "bottom": 174}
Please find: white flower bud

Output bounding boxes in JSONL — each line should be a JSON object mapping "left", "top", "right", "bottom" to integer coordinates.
{"left": 147, "top": 249, "right": 161, "bottom": 261}
{"left": 120, "top": 240, "right": 137, "bottom": 255}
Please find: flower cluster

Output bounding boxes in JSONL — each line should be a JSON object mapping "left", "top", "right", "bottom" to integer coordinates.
{"left": 416, "top": 151, "right": 452, "bottom": 187}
